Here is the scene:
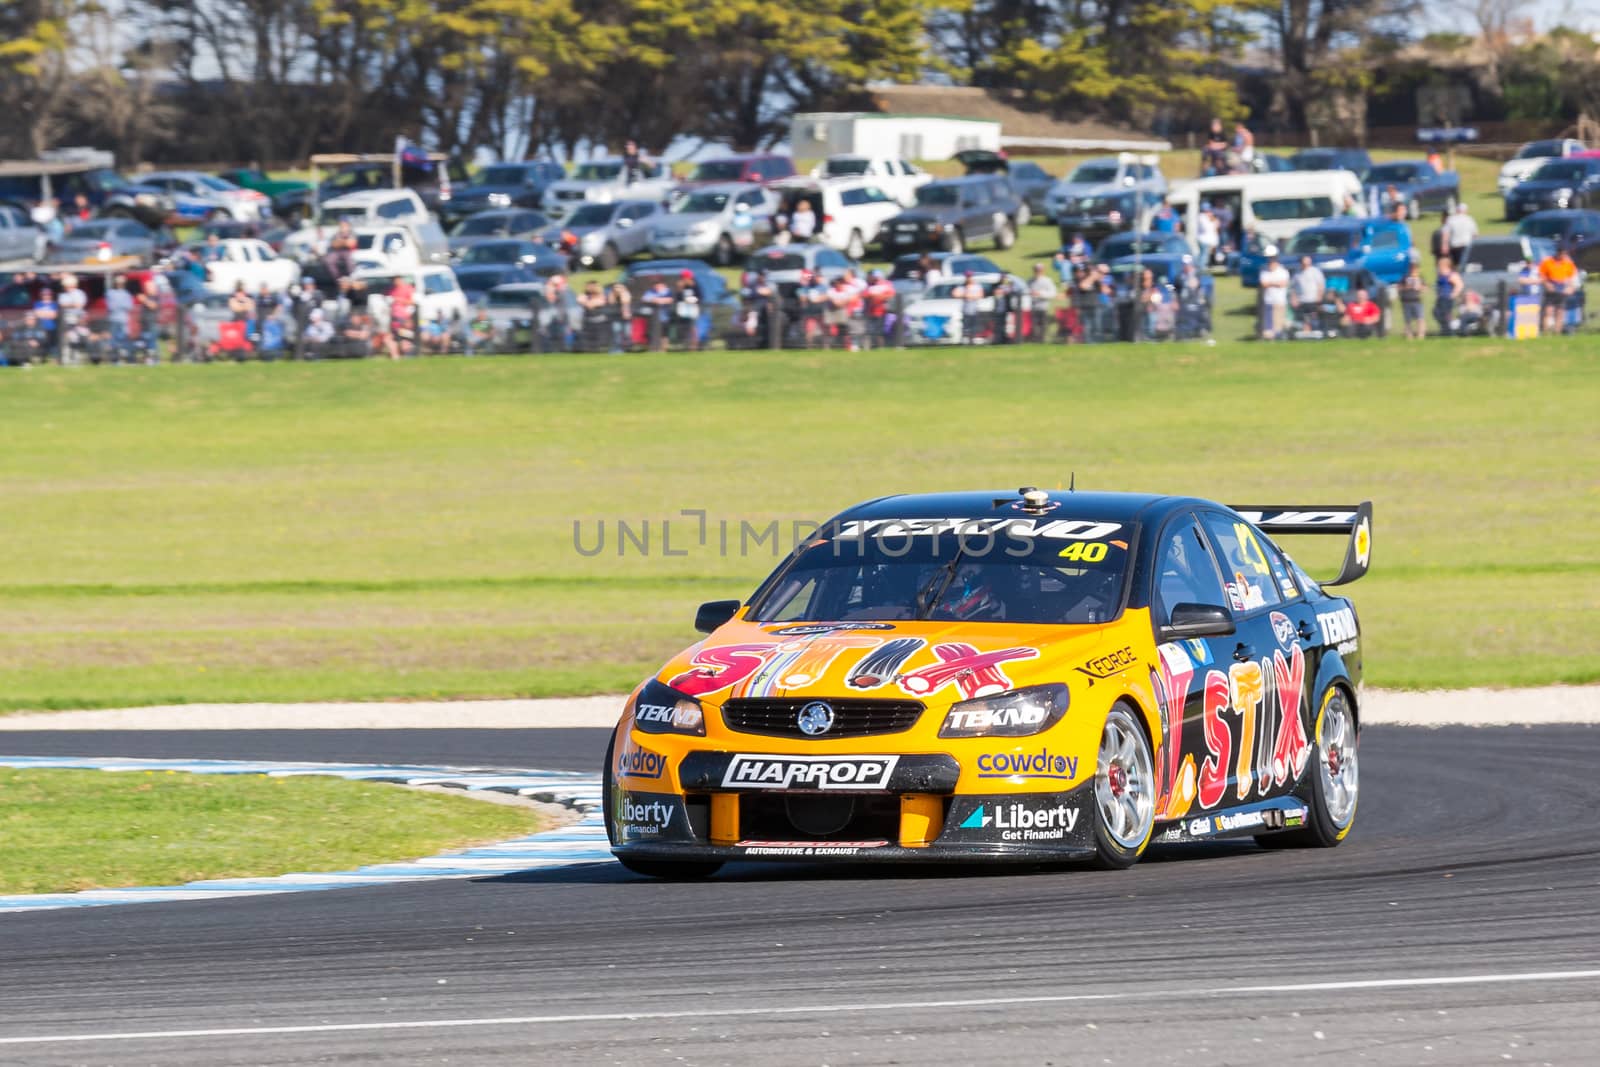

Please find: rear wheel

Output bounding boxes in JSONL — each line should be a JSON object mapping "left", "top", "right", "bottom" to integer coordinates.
{"left": 1016, "top": 202, "right": 1032, "bottom": 227}
{"left": 845, "top": 229, "right": 865, "bottom": 260}
{"left": 1257, "top": 687, "right": 1360, "bottom": 849}
{"left": 598, "top": 243, "right": 620, "bottom": 270}
{"left": 1091, "top": 704, "right": 1155, "bottom": 869}
{"left": 995, "top": 219, "right": 1016, "bottom": 250}
{"left": 713, "top": 235, "right": 735, "bottom": 267}
{"left": 943, "top": 228, "right": 965, "bottom": 253}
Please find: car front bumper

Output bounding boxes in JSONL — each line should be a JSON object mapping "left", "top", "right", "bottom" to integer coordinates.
{"left": 651, "top": 234, "right": 719, "bottom": 258}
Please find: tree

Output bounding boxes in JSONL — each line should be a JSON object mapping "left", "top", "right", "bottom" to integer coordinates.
{"left": 1264, "top": 0, "right": 1420, "bottom": 140}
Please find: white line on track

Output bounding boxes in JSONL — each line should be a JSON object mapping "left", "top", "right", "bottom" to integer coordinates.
{"left": 4, "top": 969, "right": 1598, "bottom": 1046}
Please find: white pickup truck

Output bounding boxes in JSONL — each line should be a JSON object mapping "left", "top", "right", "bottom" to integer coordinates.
{"left": 809, "top": 156, "right": 932, "bottom": 207}
{"left": 541, "top": 158, "right": 675, "bottom": 221}
{"left": 186, "top": 238, "right": 302, "bottom": 294}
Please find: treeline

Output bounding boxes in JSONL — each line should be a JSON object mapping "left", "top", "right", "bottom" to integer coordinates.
{"left": 0, "top": 0, "right": 1594, "bottom": 165}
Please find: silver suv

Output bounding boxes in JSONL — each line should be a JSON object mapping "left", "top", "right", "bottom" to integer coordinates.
{"left": 649, "top": 184, "right": 777, "bottom": 265}
{"left": 1043, "top": 154, "right": 1167, "bottom": 225}
{"left": 539, "top": 199, "right": 662, "bottom": 269}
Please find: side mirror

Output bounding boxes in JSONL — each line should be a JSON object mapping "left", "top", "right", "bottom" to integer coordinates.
{"left": 617, "top": 217, "right": 633, "bottom": 228}
{"left": 694, "top": 599, "right": 742, "bottom": 634}
{"left": 1159, "top": 603, "right": 1236, "bottom": 641}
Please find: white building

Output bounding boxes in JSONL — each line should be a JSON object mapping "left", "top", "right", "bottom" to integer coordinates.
{"left": 789, "top": 113, "right": 1002, "bottom": 163}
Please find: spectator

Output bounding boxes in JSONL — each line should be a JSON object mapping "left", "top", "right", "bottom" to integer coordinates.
{"left": 106, "top": 275, "right": 135, "bottom": 361}
{"left": 365, "top": 283, "right": 396, "bottom": 359}
{"left": 739, "top": 269, "right": 773, "bottom": 343}
{"left": 136, "top": 279, "right": 161, "bottom": 361}
{"left": 824, "top": 276, "right": 858, "bottom": 349}
{"left": 340, "top": 309, "right": 373, "bottom": 356}
{"left": 1443, "top": 204, "right": 1477, "bottom": 267}
{"left": 325, "top": 221, "right": 358, "bottom": 279}
{"left": 789, "top": 199, "right": 817, "bottom": 243}
{"left": 255, "top": 283, "right": 278, "bottom": 323}
{"left": 1428, "top": 210, "right": 1450, "bottom": 271}
{"left": 421, "top": 311, "right": 452, "bottom": 355}
{"left": 390, "top": 276, "right": 417, "bottom": 355}
{"left": 1398, "top": 262, "right": 1426, "bottom": 339}
{"left": 1291, "top": 255, "right": 1326, "bottom": 335}
{"left": 1062, "top": 231, "right": 1093, "bottom": 269}
{"left": 1201, "top": 119, "right": 1229, "bottom": 177}
{"left": 993, "top": 276, "right": 1020, "bottom": 343}
{"left": 1211, "top": 201, "right": 1236, "bottom": 257}
{"left": 58, "top": 274, "right": 88, "bottom": 360}
{"left": 258, "top": 310, "right": 288, "bottom": 360}
{"left": 862, "top": 268, "right": 895, "bottom": 348}
{"left": 578, "top": 279, "right": 608, "bottom": 352}
{"left": 673, "top": 270, "right": 702, "bottom": 350}
{"left": 1136, "top": 268, "right": 1164, "bottom": 339}
{"left": 1194, "top": 205, "right": 1220, "bottom": 268}
{"left": 621, "top": 139, "right": 649, "bottom": 185}
{"left": 33, "top": 285, "right": 58, "bottom": 355}
{"left": 605, "top": 282, "right": 632, "bottom": 353}
{"left": 1176, "top": 259, "right": 1214, "bottom": 338}
{"left": 641, "top": 277, "right": 673, "bottom": 350}
{"left": 203, "top": 232, "right": 226, "bottom": 262}
{"left": 1232, "top": 122, "right": 1255, "bottom": 170}
{"left": 466, "top": 305, "right": 497, "bottom": 356}
{"left": 9, "top": 312, "right": 48, "bottom": 363}
{"left": 957, "top": 271, "right": 984, "bottom": 344}
{"left": 227, "top": 281, "right": 254, "bottom": 321}
{"left": 1538, "top": 244, "right": 1581, "bottom": 335}
{"left": 303, "top": 307, "right": 335, "bottom": 349}
{"left": 1345, "top": 287, "right": 1382, "bottom": 338}
{"left": 1151, "top": 200, "right": 1179, "bottom": 234}
{"left": 1435, "top": 255, "right": 1464, "bottom": 335}
{"left": 1028, "top": 262, "right": 1058, "bottom": 339}
{"left": 1258, "top": 254, "right": 1290, "bottom": 340}
{"left": 797, "top": 269, "right": 829, "bottom": 344}
{"left": 916, "top": 252, "right": 943, "bottom": 286}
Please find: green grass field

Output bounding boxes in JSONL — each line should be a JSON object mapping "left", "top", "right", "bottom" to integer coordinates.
{"left": 0, "top": 768, "right": 548, "bottom": 894}
{"left": 0, "top": 335, "right": 1594, "bottom": 710}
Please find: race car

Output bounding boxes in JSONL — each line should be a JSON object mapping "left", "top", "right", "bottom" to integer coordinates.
{"left": 605, "top": 489, "right": 1371, "bottom": 877}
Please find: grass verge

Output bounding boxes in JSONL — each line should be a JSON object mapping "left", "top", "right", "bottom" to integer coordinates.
{"left": 0, "top": 768, "right": 550, "bottom": 895}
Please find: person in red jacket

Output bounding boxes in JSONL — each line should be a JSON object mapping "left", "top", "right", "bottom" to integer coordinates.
{"left": 1345, "top": 287, "right": 1382, "bottom": 338}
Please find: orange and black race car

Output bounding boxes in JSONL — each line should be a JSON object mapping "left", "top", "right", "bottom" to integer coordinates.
{"left": 605, "top": 489, "right": 1371, "bottom": 878}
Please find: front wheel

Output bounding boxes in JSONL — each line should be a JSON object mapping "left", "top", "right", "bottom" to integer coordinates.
{"left": 1091, "top": 704, "right": 1155, "bottom": 869}
{"left": 598, "top": 243, "right": 620, "bottom": 271}
{"left": 943, "top": 228, "right": 965, "bottom": 253}
{"left": 713, "top": 235, "right": 734, "bottom": 267}
{"left": 1257, "top": 687, "right": 1359, "bottom": 849}
{"left": 615, "top": 855, "right": 723, "bottom": 880}
{"left": 995, "top": 220, "right": 1016, "bottom": 250}
{"left": 1016, "top": 202, "right": 1032, "bottom": 227}
{"left": 845, "top": 229, "right": 865, "bottom": 260}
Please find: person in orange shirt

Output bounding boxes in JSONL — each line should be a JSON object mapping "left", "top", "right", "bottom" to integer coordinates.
{"left": 1538, "top": 246, "right": 1580, "bottom": 334}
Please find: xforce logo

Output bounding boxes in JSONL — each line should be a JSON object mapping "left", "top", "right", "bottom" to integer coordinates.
{"left": 615, "top": 744, "right": 667, "bottom": 780}
{"left": 722, "top": 755, "right": 899, "bottom": 791}
{"left": 958, "top": 802, "right": 1080, "bottom": 842}
{"left": 1075, "top": 646, "right": 1137, "bottom": 684}
{"left": 619, "top": 797, "right": 674, "bottom": 837}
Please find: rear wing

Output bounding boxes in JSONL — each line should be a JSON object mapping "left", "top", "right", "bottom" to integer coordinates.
{"left": 1229, "top": 502, "right": 1373, "bottom": 586}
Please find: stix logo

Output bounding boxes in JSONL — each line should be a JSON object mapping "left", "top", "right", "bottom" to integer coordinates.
{"left": 1075, "top": 645, "right": 1137, "bottom": 684}
{"left": 897, "top": 642, "right": 1038, "bottom": 700}
{"left": 976, "top": 748, "right": 1079, "bottom": 781}
{"left": 959, "top": 802, "right": 1079, "bottom": 842}
{"left": 722, "top": 755, "right": 899, "bottom": 791}
{"left": 669, "top": 643, "right": 770, "bottom": 697}
{"left": 615, "top": 744, "right": 667, "bottom": 780}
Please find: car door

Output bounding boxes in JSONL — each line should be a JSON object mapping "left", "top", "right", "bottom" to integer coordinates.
{"left": 960, "top": 185, "right": 992, "bottom": 240}
{"left": 621, "top": 203, "right": 655, "bottom": 255}
{"left": 1193, "top": 508, "right": 1317, "bottom": 807}
{"left": 1363, "top": 224, "right": 1406, "bottom": 284}
{"left": 0, "top": 206, "right": 26, "bottom": 260}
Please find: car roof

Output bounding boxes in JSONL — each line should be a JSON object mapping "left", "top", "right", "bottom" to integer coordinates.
{"left": 829, "top": 490, "right": 1197, "bottom": 528}
{"left": 681, "top": 182, "right": 759, "bottom": 196}
{"left": 325, "top": 189, "right": 415, "bottom": 206}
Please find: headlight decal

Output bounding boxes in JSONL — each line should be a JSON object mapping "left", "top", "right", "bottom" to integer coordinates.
{"left": 938, "top": 682, "right": 1069, "bottom": 738}
{"left": 632, "top": 679, "right": 706, "bottom": 736}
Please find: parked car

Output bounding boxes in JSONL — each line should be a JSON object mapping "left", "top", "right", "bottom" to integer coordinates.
{"left": 349, "top": 265, "right": 469, "bottom": 324}
{"left": 1239, "top": 216, "right": 1413, "bottom": 287}
{"left": 453, "top": 239, "right": 568, "bottom": 302}
{"left": 650, "top": 183, "right": 776, "bottom": 265}
{"left": 0, "top": 163, "right": 174, "bottom": 230}
{"left": 541, "top": 159, "right": 673, "bottom": 221}
{"left": 438, "top": 160, "right": 566, "bottom": 225}
{"left": 1092, "top": 232, "right": 1191, "bottom": 265}
{"left": 479, "top": 280, "right": 581, "bottom": 348}
{"left": 956, "top": 150, "right": 1053, "bottom": 224}
{"left": 1168, "top": 171, "right": 1363, "bottom": 256}
{"left": 886, "top": 251, "right": 1005, "bottom": 298}
{"left": 216, "top": 168, "right": 311, "bottom": 200}
{"left": 1105, "top": 252, "right": 1196, "bottom": 291}
{"left": 679, "top": 154, "right": 795, "bottom": 187}
{"left": 1362, "top": 160, "right": 1459, "bottom": 217}
{"left": 767, "top": 177, "right": 903, "bottom": 259}
{"left": 809, "top": 156, "right": 930, "bottom": 206}
{"left": 1043, "top": 154, "right": 1166, "bottom": 225}
{"left": 183, "top": 238, "right": 301, "bottom": 294}
{"left": 319, "top": 188, "right": 431, "bottom": 228}
{"left": 200, "top": 219, "right": 292, "bottom": 252}
{"left": 1498, "top": 139, "right": 1588, "bottom": 197}
{"left": 621, "top": 260, "right": 740, "bottom": 340}
{"left": 879, "top": 175, "right": 1023, "bottom": 253}
{"left": 0, "top": 204, "right": 41, "bottom": 262}
{"left": 447, "top": 208, "right": 550, "bottom": 256}
{"left": 271, "top": 157, "right": 472, "bottom": 224}
{"left": 1288, "top": 147, "right": 1372, "bottom": 178}
{"left": 136, "top": 170, "right": 269, "bottom": 223}
{"left": 903, "top": 272, "right": 1031, "bottom": 345}
{"left": 1514, "top": 210, "right": 1600, "bottom": 272}
{"left": 44, "top": 218, "right": 158, "bottom": 265}
{"left": 1503, "top": 158, "right": 1600, "bottom": 220}
{"left": 1457, "top": 236, "right": 1557, "bottom": 303}
{"left": 540, "top": 199, "right": 662, "bottom": 269}
{"left": 743, "top": 243, "right": 858, "bottom": 290}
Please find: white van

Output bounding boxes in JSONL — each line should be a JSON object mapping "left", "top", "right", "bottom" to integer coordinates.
{"left": 767, "top": 176, "right": 906, "bottom": 258}
{"left": 1168, "top": 171, "right": 1363, "bottom": 253}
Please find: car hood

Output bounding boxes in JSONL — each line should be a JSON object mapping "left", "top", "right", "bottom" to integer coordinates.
{"left": 888, "top": 208, "right": 951, "bottom": 224}
{"left": 655, "top": 212, "right": 723, "bottom": 231}
{"left": 650, "top": 618, "right": 1123, "bottom": 708}
{"left": 1050, "top": 181, "right": 1128, "bottom": 201}
{"left": 455, "top": 183, "right": 530, "bottom": 199}
{"left": 1511, "top": 179, "right": 1581, "bottom": 194}
{"left": 542, "top": 224, "right": 605, "bottom": 241}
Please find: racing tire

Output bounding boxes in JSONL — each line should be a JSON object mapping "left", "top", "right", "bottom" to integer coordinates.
{"left": 995, "top": 220, "right": 1016, "bottom": 251}
{"left": 1090, "top": 704, "right": 1156, "bottom": 869}
{"left": 845, "top": 229, "right": 865, "bottom": 260}
{"left": 598, "top": 243, "right": 620, "bottom": 271}
{"left": 713, "top": 235, "right": 735, "bottom": 267}
{"left": 602, "top": 732, "right": 724, "bottom": 879}
{"left": 1256, "top": 687, "right": 1360, "bottom": 850}
{"left": 943, "top": 229, "right": 965, "bottom": 254}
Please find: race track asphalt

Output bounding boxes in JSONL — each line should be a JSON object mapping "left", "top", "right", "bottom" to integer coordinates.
{"left": 2, "top": 725, "right": 1598, "bottom": 1065}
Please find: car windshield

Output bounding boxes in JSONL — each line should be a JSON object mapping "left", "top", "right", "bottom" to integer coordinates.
{"left": 1367, "top": 163, "right": 1421, "bottom": 183}
{"left": 67, "top": 221, "right": 117, "bottom": 239}
{"left": 824, "top": 158, "right": 871, "bottom": 176}
{"left": 1467, "top": 244, "right": 1528, "bottom": 271}
{"left": 1531, "top": 161, "right": 1587, "bottom": 182}
{"left": 915, "top": 185, "right": 959, "bottom": 207}
{"left": 457, "top": 270, "right": 515, "bottom": 291}
{"left": 322, "top": 205, "right": 369, "bottom": 222}
{"left": 1287, "top": 230, "right": 1357, "bottom": 255}
{"left": 1516, "top": 216, "right": 1574, "bottom": 238}
{"left": 1516, "top": 141, "right": 1564, "bottom": 160}
{"left": 487, "top": 289, "right": 534, "bottom": 308}
{"left": 1069, "top": 163, "right": 1119, "bottom": 184}
{"left": 568, "top": 204, "right": 616, "bottom": 226}
{"left": 691, "top": 161, "right": 746, "bottom": 181}
{"left": 460, "top": 243, "right": 526, "bottom": 265}
{"left": 748, "top": 521, "right": 1133, "bottom": 625}
{"left": 1102, "top": 237, "right": 1172, "bottom": 257}
{"left": 674, "top": 192, "right": 730, "bottom": 214}
{"left": 478, "top": 165, "right": 529, "bottom": 185}
{"left": 573, "top": 162, "right": 623, "bottom": 181}
{"left": 453, "top": 215, "right": 510, "bottom": 236}
{"left": 198, "top": 175, "right": 239, "bottom": 192}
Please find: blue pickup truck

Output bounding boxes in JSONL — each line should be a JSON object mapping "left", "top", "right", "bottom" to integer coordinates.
{"left": 1239, "top": 217, "right": 1415, "bottom": 287}
{"left": 1363, "top": 160, "right": 1460, "bottom": 217}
